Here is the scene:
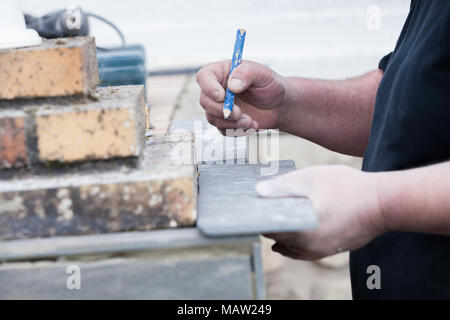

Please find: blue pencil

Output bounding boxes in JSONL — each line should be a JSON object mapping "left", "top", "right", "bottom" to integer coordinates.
{"left": 223, "top": 28, "right": 247, "bottom": 120}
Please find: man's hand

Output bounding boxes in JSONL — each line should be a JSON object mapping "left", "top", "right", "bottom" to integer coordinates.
{"left": 256, "top": 165, "right": 387, "bottom": 260}
{"left": 196, "top": 60, "right": 289, "bottom": 134}
{"left": 198, "top": 62, "right": 382, "bottom": 155}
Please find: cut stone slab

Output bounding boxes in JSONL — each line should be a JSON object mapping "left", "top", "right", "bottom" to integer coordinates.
{"left": 0, "top": 110, "right": 28, "bottom": 169}
{"left": 170, "top": 118, "right": 249, "bottom": 164}
{"left": 35, "top": 86, "right": 146, "bottom": 163}
{"left": 0, "top": 37, "right": 99, "bottom": 100}
{"left": 197, "top": 160, "right": 317, "bottom": 237}
{"left": 0, "top": 134, "right": 197, "bottom": 241}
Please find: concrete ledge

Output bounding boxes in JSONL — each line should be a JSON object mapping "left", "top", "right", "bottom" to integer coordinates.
{"left": 0, "top": 134, "right": 197, "bottom": 241}
{"left": 0, "top": 228, "right": 257, "bottom": 261}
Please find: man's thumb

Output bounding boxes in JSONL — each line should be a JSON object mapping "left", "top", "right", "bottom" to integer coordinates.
{"left": 256, "top": 174, "right": 308, "bottom": 198}
{"left": 228, "top": 63, "right": 252, "bottom": 93}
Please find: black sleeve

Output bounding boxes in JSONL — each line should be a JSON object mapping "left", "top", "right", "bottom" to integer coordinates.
{"left": 378, "top": 2, "right": 415, "bottom": 72}
{"left": 378, "top": 52, "right": 393, "bottom": 71}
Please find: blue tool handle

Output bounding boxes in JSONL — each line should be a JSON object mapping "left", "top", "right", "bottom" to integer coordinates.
{"left": 223, "top": 29, "right": 246, "bottom": 119}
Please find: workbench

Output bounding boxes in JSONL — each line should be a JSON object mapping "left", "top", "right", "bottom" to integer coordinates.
{"left": 0, "top": 228, "right": 264, "bottom": 299}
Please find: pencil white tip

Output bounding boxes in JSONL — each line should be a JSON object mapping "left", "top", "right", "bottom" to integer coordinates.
{"left": 223, "top": 109, "right": 231, "bottom": 120}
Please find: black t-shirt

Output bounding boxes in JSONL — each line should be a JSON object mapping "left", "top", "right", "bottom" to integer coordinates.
{"left": 350, "top": 0, "right": 450, "bottom": 299}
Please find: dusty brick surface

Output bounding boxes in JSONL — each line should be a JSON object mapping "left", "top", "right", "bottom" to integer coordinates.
{"left": 0, "top": 134, "right": 197, "bottom": 240}
{"left": 0, "top": 37, "right": 99, "bottom": 100}
{"left": 35, "top": 86, "right": 145, "bottom": 163}
{"left": 0, "top": 110, "right": 27, "bottom": 169}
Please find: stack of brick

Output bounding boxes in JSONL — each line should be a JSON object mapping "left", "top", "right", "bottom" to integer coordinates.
{"left": 0, "top": 37, "right": 197, "bottom": 241}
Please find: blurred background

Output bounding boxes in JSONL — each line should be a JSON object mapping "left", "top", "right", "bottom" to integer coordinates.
{"left": 20, "top": 0, "right": 410, "bottom": 299}
{"left": 21, "top": 0, "right": 409, "bottom": 76}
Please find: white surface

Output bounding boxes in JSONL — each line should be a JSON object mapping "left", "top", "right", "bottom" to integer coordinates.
{"left": 0, "top": 0, "right": 41, "bottom": 49}
{"left": 20, "top": 0, "right": 410, "bottom": 76}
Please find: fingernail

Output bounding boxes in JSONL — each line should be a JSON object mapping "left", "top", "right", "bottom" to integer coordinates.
{"left": 251, "top": 120, "right": 259, "bottom": 131}
{"left": 229, "top": 78, "right": 244, "bottom": 90}
{"left": 213, "top": 90, "right": 220, "bottom": 100}
{"left": 237, "top": 116, "right": 251, "bottom": 128}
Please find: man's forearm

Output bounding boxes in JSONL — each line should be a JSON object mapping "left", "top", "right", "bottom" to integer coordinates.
{"left": 377, "top": 161, "right": 450, "bottom": 235}
{"left": 279, "top": 69, "right": 383, "bottom": 156}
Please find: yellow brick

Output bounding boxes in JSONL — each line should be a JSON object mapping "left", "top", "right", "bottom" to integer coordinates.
{"left": 36, "top": 86, "right": 145, "bottom": 163}
{"left": 0, "top": 37, "right": 99, "bottom": 100}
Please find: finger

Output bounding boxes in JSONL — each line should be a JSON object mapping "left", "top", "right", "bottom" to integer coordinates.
{"left": 271, "top": 243, "right": 298, "bottom": 259}
{"left": 205, "top": 107, "right": 258, "bottom": 131}
{"left": 200, "top": 92, "right": 242, "bottom": 121}
{"left": 236, "top": 114, "right": 255, "bottom": 130}
{"left": 228, "top": 62, "right": 273, "bottom": 94}
{"left": 196, "top": 63, "right": 227, "bottom": 102}
{"left": 255, "top": 170, "right": 310, "bottom": 198}
{"left": 206, "top": 114, "right": 259, "bottom": 137}
{"left": 234, "top": 114, "right": 259, "bottom": 132}
{"left": 252, "top": 120, "right": 260, "bottom": 131}
{"left": 218, "top": 128, "right": 226, "bottom": 136}
{"left": 205, "top": 113, "right": 239, "bottom": 130}
{"left": 263, "top": 233, "right": 296, "bottom": 242}
{"left": 272, "top": 242, "right": 316, "bottom": 260}
{"left": 226, "top": 117, "right": 259, "bottom": 136}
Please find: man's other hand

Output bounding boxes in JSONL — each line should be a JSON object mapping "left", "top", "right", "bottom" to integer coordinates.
{"left": 256, "top": 165, "right": 387, "bottom": 260}
{"left": 196, "top": 60, "right": 289, "bottom": 134}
